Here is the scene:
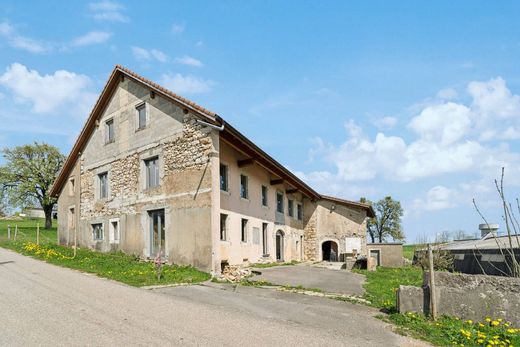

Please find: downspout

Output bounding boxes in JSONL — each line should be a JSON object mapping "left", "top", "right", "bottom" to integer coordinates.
{"left": 196, "top": 117, "right": 225, "bottom": 131}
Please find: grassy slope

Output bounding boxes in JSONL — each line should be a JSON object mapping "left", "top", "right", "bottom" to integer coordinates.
{"left": 0, "top": 218, "right": 210, "bottom": 286}
{"left": 0, "top": 217, "right": 57, "bottom": 243}
{"left": 354, "top": 266, "right": 423, "bottom": 311}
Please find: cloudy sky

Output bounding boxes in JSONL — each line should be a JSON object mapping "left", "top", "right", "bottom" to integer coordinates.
{"left": 1, "top": 1, "right": 520, "bottom": 242}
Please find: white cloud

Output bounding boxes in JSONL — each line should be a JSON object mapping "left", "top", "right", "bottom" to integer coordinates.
{"left": 131, "top": 46, "right": 168, "bottom": 63}
{"left": 0, "top": 21, "right": 51, "bottom": 53}
{"left": 71, "top": 31, "right": 112, "bottom": 47}
{"left": 413, "top": 186, "right": 457, "bottom": 211}
{"left": 174, "top": 55, "right": 203, "bottom": 67}
{"left": 0, "top": 63, "right": 92, "bottom": 113}
{"left": 408, "top": 102, "right": 471, "bottom": 145}
{"left": 89, "top": 1, "right": 129, "bottom": 23}
{"left": 301, "top": 77, "right": 520, "bottom": 190}
{"left": 468, "top": 77, "right": 520, "bottom": 120}
{"left": 171, "top": 23, "right": 185, "bottom": 34}
{"left": 372, "top": 116, "right": 397, "bottom": 129}
{"left": 161, "top": 73, "right": 214, "bottom": 94}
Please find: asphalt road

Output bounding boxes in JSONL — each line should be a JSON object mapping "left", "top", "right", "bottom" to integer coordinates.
{"left": 0, "top": 248, "right": 428, "bottom": 346}
{"left": 250, "top": 264, "right": 366, "bottom": 295}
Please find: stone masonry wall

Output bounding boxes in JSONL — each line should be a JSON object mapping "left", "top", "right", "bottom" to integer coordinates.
{"left": 80, "top": 114, "right": 212, "bottom": 220}
{"left": 303, "top": 205, "right": 318, "bottom": 261}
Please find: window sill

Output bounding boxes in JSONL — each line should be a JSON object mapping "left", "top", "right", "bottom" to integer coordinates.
{"left": 240, "top": 197, "right": 249, "bottom": 202}
{"left": 261, "top": 205, "right": 269, "bottom": 209}
{"left": 219, "top": 240, "right": 231, "bottom": 245}
{"left": 142, "top": 186, "right": 161, "bottom": 193}
{"left": 105, "top": 140, "right": 115, "bottom": 145}
{"left": 220, "top": 190, "right": 230, "bottom": 196}
{"left": 135, "top": 127, "right": 147, "bottom": 133}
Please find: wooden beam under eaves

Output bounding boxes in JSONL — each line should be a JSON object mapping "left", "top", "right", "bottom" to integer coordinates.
{"left": 237, "top": 158, "right": 255, "bottom": 167}
{"left": 270, "top": 178, "right": 284, "bottom": 185}
{"left": 286, "top": 189, "right": 298, "bottom": 194}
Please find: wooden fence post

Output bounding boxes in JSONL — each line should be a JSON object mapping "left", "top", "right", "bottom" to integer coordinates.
{"left": 14, "top": 225, "right": 18, "bottom": 241}
{"left": 428, "top": 244, "right": 438, "bottom": 320}
{"left": 36, "top": 223, "right": 40, "bottom": 245}
{"left": 7, "top": 225, "right": 10, "bottom": 240}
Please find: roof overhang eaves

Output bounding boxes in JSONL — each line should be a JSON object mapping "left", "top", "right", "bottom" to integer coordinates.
{"left": 220, "top": 121, "right": 321, "bottom": 200}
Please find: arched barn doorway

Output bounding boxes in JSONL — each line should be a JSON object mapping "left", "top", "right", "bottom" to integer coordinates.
{"left": 275, "top": 230, "right": 284, "bottom": 262}
{"left": 322, "top": 241, "right": 339, "bottom": 261}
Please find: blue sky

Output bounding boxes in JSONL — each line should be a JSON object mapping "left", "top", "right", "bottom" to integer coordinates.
{"left": 1, "top": 1, "right": 520, "bottom": 242}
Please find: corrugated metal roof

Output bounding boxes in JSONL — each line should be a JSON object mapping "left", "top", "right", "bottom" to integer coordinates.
{"left": 438, "top": 235, "right": 520, "bottom": 251}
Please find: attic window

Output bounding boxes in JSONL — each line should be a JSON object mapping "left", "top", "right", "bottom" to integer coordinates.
{"left": 105, "top": 119, "right": 115, "bottom": 143}
{"left": 137, "top": 103, "right": 146, "bottom": 129}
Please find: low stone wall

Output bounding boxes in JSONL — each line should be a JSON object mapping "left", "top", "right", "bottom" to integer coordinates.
{"left": 397, "top": 271, "right": 520, "bottom": 325}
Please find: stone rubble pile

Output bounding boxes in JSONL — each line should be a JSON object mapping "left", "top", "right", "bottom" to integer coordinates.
{"left": 219, "top": 265, "right": 252, "bottom": 283}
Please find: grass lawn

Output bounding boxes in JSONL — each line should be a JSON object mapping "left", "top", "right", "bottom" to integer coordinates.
{"left": 354, "top": 266, "right": 423, "bottom": 311}
{"left": 0, "top": 217, "right": 57, "bottom": 243}
{"left": 354, "top": 266, "right": 520, "bottom": 346}
{"left": 0, "top": 218, "right": 210, "bottom": 287}
{"left": 403, "top": 244, "right": 418, "bottom": 261}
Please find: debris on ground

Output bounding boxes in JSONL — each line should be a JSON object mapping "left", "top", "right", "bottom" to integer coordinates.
{"left": 218, "top": 265, "right": 252, "bottom": 283}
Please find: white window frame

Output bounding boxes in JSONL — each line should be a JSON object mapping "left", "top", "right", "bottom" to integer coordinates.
{"left": 109, "top": 218, "right": 120, "bottom": 244}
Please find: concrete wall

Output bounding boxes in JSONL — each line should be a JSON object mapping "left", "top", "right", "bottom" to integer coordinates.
{"left": 397, "top": 271, "right": 520, "bottom": 326}
{"left": 58, "top": 77, "right": 217, "bottom": 272}
{"left": 367, "top": 243, "right": 404, "bottom": 267}
{"left": 304, "top": 200, "right": 367, "bottom": 261}
{"left": 218, "top": 141, "right": 304, "bottom": 266}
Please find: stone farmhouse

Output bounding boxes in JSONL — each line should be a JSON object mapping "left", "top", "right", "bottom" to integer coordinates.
{"left": 50, "top": 65, "right": 374, "bottom": 274}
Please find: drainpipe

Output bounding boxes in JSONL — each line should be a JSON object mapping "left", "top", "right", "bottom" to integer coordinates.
{"left": 196, "top": 118, "right": 225, "bottom": 131}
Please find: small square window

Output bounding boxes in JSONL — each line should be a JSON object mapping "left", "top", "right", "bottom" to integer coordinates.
{"left": 220, "top": 214, "right": 227, "bottom": 241}
{"left": 92, "top": 223, "right": 104, "bottom": 241}
{"left": 220, "top": 164, "right": 228, "bottom": 191}
{"left": 145, "top": 157, "right": 159, "bottom": 188}
{"left": 261, "top": 185, "right": 268, "bottom": 206}
{"left": 288, "top": 199, "right": 294, "bottom": 217}
{"left": 240, "top": 175, "right": 248, "bottom": 199}
{"left": 105, "top": 119, "right": 115, "bottom": 143}
{"left": 241, "top": 218, "right": 248, "bottom": 242}
{"left": 137, "top": 103, "right": 146, "bottom": 129}
{"left": 276, "top": 192, "right": 284, "bottom": 213}
{"left": 98, "top": 172, "right": 108, "bottom": 199}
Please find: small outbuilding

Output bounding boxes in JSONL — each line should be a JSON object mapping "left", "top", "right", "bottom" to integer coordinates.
{"left": 366, "top": 243, "right": 404, "bottom": 267}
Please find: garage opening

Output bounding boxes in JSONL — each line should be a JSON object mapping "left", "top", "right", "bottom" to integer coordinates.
{"left": 322, "top": 241, "right": 338, "bottom": 261}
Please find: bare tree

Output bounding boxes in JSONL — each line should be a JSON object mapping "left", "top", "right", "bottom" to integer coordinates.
{"left": 473, "top": 168, "right": 520, "bottom": 277}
